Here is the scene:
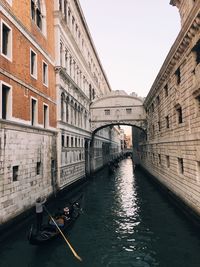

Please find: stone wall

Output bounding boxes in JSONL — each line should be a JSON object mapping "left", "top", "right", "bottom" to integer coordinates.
{"left": 0, "top": 121, "right": 57, "bottom": 224}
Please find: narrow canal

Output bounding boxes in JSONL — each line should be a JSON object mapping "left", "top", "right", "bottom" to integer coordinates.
{"left": 0, "top": 158, "right": 200, "bottom": 267}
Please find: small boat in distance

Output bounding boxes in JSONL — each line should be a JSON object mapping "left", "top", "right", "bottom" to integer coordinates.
{"left": 28, "top": 201, "right": 81, "bottom": 245}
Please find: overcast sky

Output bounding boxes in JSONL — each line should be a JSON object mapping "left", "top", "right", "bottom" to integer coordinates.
{"left": 79, "top": 0, "right": 181, "bottom": 98}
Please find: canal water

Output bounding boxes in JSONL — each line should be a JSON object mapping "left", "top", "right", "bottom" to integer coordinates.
{"left": 0, "top": 158, "right": 200, "bottom": 267}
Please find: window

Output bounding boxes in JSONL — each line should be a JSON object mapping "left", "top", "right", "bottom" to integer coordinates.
{"left": 59, "top": 0, "right": 62, "bottom": 11}
{"left": 31, "top": 98, "right": 37, "bottom": 126}
{"left": 30, "top": 49, "right": 37, "bottom": 79}
{"left": 13, "top": 166, "right": 19, "bottom": 181}
{"left": 156, "top": 95, "right": 160, "bottom": 105}
{"left": 42, "top": 61, "right": 48, "bottom": 86}
{"left": 175, "top": 67, "right": 181, "bottom": 85}
{"left": 89, "top": 84, "right": 92, "bottom": 100}
{"left": 71, "top": 137, "right": 73, "bottom": 147}
{"left": 176, "top": 106, "right": 183, "bottom": 124}
{"left": 165, "top": 115, "right": 169, "bottom": 128}
{"left": 31, "top": 0, "right": 42, "bottom": 30}
{"left": 195, "top": 95, "right": 200, "bottom": 115}
{"left": 126, "top": 108, "right": 132, "bottom": 114}
{"left": 166, "top": 156, "right": 170, "bottom": 168}
{"left": 178, "top": 158, "right": 184, "bottom": 174}
{"left": 152, "top": 103, "right": 154, "bottom": 112}
{"left": 43, "top": 104, "right": 48, "bottom": 128}
{"left": 105, "top": 109, "right": 110, "bottom": 115}
{"left": 158, "top": 154, "right": 161, "bottom": 165}
{"left": 1, "top": 82, "right": 12, "bottom": 120}
{"left": 75, "top": 137, "right": 77, "bottom": 147}
{"left": 64, "top": 0, "right": 67, "bottom": 21}
{"left": 62, "top": 134, "right": 65, "bottom": 147}
{"left": 1, "top": 20, "right": 12, "bottom": 61}
{"left": 192, "top": 39, "right": 200, "bottom": 65}
{"left": 92, "top": 89, "right": 95, "bottom": 100}
{"left": 36, "top": 162, "right": 41, "bottom": 175}
{"left": 158, "top": 121, "right": 161, "bottom": 131}
{"left": 164, "top": 84, "right": 168, "bottom": 97}
{"left": 66, "top": 136, "right": 69, "bottom": 147}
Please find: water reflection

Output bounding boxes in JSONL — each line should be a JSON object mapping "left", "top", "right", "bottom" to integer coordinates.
{"left": 113, "top": 160, "right": 140, "bottom": 240}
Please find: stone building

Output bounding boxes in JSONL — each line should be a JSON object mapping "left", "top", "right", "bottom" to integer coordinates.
{"left": 54, "top": 0, "right": 119, "bottom": 187}
{"left": 140, "top": 0, "right": 200, "bottom": 218}
{"left": 0, "top": 0, "right": 57, "bottom": 223}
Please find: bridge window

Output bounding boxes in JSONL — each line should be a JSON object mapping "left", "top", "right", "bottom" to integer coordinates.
{"left": 126, "top": 108, "right": 132, "bottom": 114}
{"left": 178, "top": 158, "right": 184, "bottom": 174}
{"left": 104, "top": 109, "right": 110, "bottom": 115}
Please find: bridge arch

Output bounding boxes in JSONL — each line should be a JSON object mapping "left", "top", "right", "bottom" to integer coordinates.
{"left": 88, "top": 91, "right": 147, "bottom": 174}
{"left": 90, "top": 91, "right": 147, "bottom": 133}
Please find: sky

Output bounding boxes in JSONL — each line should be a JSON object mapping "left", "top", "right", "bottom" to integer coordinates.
{"left": 79, "top": 0, "right": 181, "bottom": 98}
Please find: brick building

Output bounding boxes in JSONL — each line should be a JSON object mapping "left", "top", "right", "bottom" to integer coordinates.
{"left": 0, "top": 0, "right": 57, "bottom": 223}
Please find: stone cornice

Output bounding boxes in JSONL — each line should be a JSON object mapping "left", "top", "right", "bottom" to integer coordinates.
{"left": 144, "top": 2, "right": 200, "bottom": 108}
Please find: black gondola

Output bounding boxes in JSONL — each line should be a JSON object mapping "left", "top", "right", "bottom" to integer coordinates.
{"left": 28, "top": 202, "right": 81, "bottom": 245}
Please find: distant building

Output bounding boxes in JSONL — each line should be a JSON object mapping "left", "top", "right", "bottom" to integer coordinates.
{"left": 124, "top": 134, "right": 132, "bottom": 149}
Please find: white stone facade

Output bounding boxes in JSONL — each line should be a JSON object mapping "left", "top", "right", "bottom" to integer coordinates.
{"left": 140, "top": 1, "right": 200, "bottom": 217}
{"left": 54, "top": 0, "right": 116, "bottom": 187}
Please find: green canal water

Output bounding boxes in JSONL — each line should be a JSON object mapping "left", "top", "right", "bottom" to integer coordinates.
{"left": 0, "top": 158, "right": 200, "bottom": 267}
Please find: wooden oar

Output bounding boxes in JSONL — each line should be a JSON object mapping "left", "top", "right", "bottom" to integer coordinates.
{"left": 44, "top": 206, "right": 82, "bottom": 262}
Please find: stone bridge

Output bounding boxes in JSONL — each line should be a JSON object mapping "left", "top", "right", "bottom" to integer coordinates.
{"left": 90, "top": 91, "right": 147, "bottom": 134}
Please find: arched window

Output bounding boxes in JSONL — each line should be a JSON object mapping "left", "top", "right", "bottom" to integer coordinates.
{"left": 89, "top": 84, "right": 92, "bottom": 100}
{"left": 70, "top": 100, "right": 74, "bottom": 124}
{"left": 31, "top": 0, "right": 46, "bottom": 35}
{"left": 74, "top": 103, "right": 77, "bottom": 125}
{"left": 66, "top": 96, "right": 69, "bottom": 123}
{"left": 84, "top": 111, "right": 87, "bottom": 129}
{"left": 61, "top": 93, "right": 65, "bottom": 121}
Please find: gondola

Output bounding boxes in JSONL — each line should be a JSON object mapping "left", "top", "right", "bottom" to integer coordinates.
{"left": 28, "top": 202, "right": 81, "bottom": 245}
